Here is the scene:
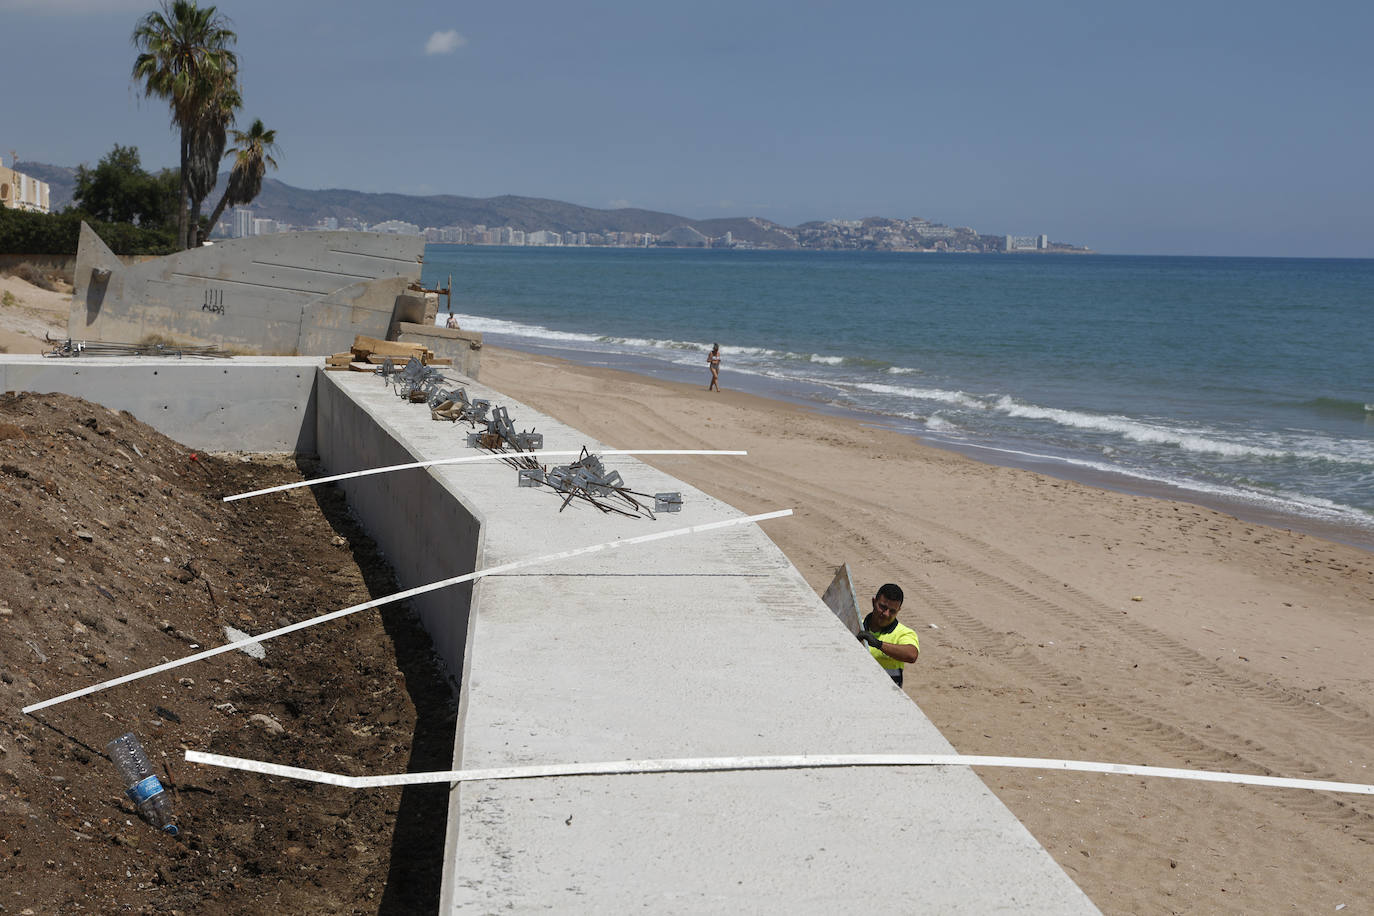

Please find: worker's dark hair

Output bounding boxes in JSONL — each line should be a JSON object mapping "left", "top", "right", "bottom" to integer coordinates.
{"left": 875, "top": 583, "right": 904, "bottom": 604}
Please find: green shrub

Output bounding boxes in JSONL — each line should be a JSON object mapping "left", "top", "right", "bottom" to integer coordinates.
{"left": 0, "top": 207, "right": 178, "bottom": 257}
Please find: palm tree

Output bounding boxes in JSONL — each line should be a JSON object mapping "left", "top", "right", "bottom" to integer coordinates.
{"left": 131, "top": 1, "right": 239, "bottom": 249}
{"left": 186, "top": 82, "right": 241, "bottom": 244}
{"left": 205, "top": 118, "right": 280, "bottom": 236}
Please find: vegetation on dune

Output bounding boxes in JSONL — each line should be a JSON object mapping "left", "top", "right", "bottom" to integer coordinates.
{"left": 0, "top": 205, "right": 178, "bottom": 257}
{"left": 9, "top": 262, "right": 59, "bottom": 292}
{"left": 73, "top": 145, "right": 179, "bottom": 230}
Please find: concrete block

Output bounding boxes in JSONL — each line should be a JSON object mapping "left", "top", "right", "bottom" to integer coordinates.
{"left": 395, "top": 322, "right": 483, "bottom": 378}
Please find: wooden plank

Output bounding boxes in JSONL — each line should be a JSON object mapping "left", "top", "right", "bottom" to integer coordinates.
{"left": 352, "top": 335, "right": 428, "bottom": 358}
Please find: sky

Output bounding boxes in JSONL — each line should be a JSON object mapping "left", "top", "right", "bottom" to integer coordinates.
{"left": 3, "top": 0, "right": 1373, "bottom": 257}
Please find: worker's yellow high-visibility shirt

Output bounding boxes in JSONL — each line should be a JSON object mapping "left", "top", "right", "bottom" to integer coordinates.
{"left": 868, "top": 620, "right": 919, "bottom": 673}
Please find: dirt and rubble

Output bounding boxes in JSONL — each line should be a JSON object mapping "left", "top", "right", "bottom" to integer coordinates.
{"left": 0, "top": 391, "right": 458, "bottom": 914}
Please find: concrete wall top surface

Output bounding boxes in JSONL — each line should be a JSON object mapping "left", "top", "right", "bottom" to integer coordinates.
{"left": 323, "top": 370, "right": 1098, "bottom": 913}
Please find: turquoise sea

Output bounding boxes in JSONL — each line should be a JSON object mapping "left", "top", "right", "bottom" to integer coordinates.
{"left": 421, "top": 247, "right": 1374, "bottom": 550}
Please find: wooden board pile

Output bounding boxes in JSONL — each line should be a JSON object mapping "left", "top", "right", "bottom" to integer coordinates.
{"left": 324, "top": 335, "right": 454, "bottom": 371}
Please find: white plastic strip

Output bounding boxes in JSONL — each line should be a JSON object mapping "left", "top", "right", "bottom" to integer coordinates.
{"left": 21, "top": 508, "right": 791, "bottom": 715}
{"left": 183, "top": 750, "right": 1374, "bottom": 796}
{"left": 224, "top": 449, "right": 748, "bottom": 502}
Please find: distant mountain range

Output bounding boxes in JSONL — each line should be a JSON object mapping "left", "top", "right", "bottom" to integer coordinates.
{"left": 247, "top": 178, "right": 810, "bottom": 246}
{"left": 20, "top": 160, "right": 803, "bottom": 246}
{"left": 17, "top": 160, "right": 1084, "bottom": 252}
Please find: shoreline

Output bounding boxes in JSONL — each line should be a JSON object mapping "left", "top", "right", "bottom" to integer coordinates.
{"left": 476, "top": 343, "right": 1374, "bottom": 914}
{"left": 479, "top": 336, "right": 1374, "bottom": 554}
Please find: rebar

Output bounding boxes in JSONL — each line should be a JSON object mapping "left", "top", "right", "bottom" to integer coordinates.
{"left": 43, "top": 336, "right": 230, "bottom": 359}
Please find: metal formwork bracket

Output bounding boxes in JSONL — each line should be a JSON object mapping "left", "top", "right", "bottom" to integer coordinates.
{"left": 654, "top": 492, "right": 684, "bottom": 512}
{"left": 512, "top": 431, "right": 543, "bottom": 451}
{"left": 518, "top": 467, "right": 546, "bottom": 487}
{"left": 465, "top": 399, "right": 491, "bottom": 424}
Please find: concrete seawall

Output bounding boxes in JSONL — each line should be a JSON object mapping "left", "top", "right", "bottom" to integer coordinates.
{"left": 1, "top": 355, "right": 1099, "bottom": 913}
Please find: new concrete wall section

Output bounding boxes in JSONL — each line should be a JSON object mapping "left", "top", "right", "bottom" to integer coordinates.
{"left": 313, "top": 373, "right": 480, "bottom": 685}
{"left": 318, "top": 370, "right": 1099, "bottom": 914}
{"left": 0, "top": 357, "right": 1098, "bottom": 912}
{"left": 0, "top": 355, "right": 318, "bottom": 453}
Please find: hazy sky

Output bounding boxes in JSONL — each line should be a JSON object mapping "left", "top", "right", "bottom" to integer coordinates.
{"left": 4, "top": 0, "right": 1372, "bottom": 256}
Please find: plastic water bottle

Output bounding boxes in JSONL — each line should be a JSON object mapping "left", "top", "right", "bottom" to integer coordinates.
{"left": 107, "top": 732, "right": 179, "bottom": 836}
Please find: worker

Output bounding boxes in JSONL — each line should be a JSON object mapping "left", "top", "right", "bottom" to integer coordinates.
{"left": 857, "top": 583, "right": 920, "bottom": 686}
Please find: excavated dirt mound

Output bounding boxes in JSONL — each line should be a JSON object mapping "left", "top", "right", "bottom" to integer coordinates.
{"left": 0, "top": 391, "right": 457, "bottom": 914}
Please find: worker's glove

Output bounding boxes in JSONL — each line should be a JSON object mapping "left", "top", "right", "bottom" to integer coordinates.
{"left": 858, "top": 631, "right": 883, "bottom": 649}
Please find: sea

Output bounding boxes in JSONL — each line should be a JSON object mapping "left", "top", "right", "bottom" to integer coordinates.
{"left": 420, "top": 246, "right": 1374, "bottom": 551}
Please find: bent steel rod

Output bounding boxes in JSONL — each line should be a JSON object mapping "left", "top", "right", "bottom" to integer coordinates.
{"left": 22, "top": 509, "right": 792, "bottom": 715}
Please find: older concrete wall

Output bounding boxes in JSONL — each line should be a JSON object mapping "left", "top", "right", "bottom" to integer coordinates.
{"left": 69, "top": 224, "right": 425, "bottom": 356}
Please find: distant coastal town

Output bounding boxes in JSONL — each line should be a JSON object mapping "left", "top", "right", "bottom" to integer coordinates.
{"left": 8, "top": 157, "right": 1091, "bottom": 254}
{"left": 214, "top": 208, "right": 1090, "bottom": 253}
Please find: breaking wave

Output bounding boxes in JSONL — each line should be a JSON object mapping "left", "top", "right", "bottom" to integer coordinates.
{"left": 991, "top": 397, "right": 1373, "bottom": 465}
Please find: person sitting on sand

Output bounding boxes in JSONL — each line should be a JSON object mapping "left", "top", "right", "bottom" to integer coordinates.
{"left": 446, "top": 313, "right": 459, "bottom": 329}
{"left": 707, "top": 342, "right": 721, "bottom": 391}
{"left": 857, "top": 583, "right": 920, "bottom": 686}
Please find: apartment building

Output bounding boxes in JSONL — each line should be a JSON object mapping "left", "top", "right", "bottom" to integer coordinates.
{"left": 0, "top": 157, "right": 50, "bottom": 213}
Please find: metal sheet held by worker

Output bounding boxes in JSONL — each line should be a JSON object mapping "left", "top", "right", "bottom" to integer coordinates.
{"left": 822, "top": 562, "right": 861, "bottom": 635}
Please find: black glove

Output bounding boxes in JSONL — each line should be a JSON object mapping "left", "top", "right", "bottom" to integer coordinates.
{"left": 858, "top": 631, "right": 883, "bottom": 649}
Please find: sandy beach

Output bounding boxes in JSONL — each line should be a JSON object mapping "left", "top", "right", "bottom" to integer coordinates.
{"left": 479, "top": 344, "right": 1374, "bottom": 915}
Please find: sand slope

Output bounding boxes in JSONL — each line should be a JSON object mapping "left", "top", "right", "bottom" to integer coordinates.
{"left": 0, "top": 273, "right": 70, "bottom": 353}
{"left": 479, "top": 345, "right": 1374, "bottom": 916}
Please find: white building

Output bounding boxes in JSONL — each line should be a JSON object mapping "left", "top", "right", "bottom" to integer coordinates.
{"left": 233, "top": 208, "right": 254, "bottom": 238}
{"left": 371, "top": 219, "right": 421, "bottom": 235}
{"left": 0, "top": 158, "right": 50, "bottom": 213}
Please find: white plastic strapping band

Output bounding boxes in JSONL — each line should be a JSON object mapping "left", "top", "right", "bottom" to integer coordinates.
{"left": 21, "top": 508, "right": 791, "bottom": 715}
{"left": 183, "top": 750, "right": 1374, "bottom": 796}
{"left": 223, "top": 449, "right": 748, "bottom": 502}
